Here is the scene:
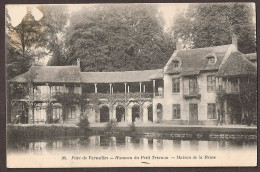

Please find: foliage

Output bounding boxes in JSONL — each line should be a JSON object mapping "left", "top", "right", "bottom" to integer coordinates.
{"left": 172, "top": 3, "right": 256, "bottom": 53}
{"left": 105, "top": 119, "right": 118, "bottom": 131}
{"left": 39, "top": 5, "right": 69, "bottom": 66}
{"left": 76, "top": 116, "right": 91, "bottom": 135}
{"left": 239, "top": 82, "right": 257, "bottom": 125}
{"left": 6, "top": 10, "right": 47, "bottom": 78}
{"left": 6, "top": 5, "right": 69, "bottom": 79}
{"left": 216, "top": 80, "right": 257, "bottom": 126}
{"left": 48, "top": 4, "right": 174, "bottom": 71}
{"left": 128, "top": 122, "right": 137, "bottom": 134}
{"left": 53, "top": 93, "right": 81, "bottom": 122}
{"left": 45, "top": 104, "right": 53, "bottom": 124}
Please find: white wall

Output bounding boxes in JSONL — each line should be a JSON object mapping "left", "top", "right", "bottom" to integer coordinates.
{"left": 161, "top": 72, "right": 217, "bottom": 123}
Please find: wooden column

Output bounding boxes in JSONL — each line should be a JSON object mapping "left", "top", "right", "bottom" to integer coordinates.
{"left": 94, "top": 84, "right": 97, "bottom": 93}
{"left": 124, "top": 83, "right": 127, "bottom": 93}
{"left": 139, "top": 82, "right": 142, "bottom": 93}
{"left": 48, "top": 84, "right": 51, "bottom": 98}
{"left": 143, "top": 85, "right": 146, "bottom": 93}
{"left": 79, "top": 84, "right": 82, "bottom": 94}
{"left": 63, "top": 84, "right": 67, "bottom": 93}
{"left": 216, "top": 77, "right": 219, "bottom": 91}
{"left": 128, "top": 85, "right": 130, "bottom": 93}
{"left": 109, "top": 83, "right": 112, "bottom": 93}
{"left": 153, "top": 80, "right": 155, "bottom": 96}
{"left": 226, "top": 78, "right": 229, "bottom": 92}
{"left": 238, "top": 78, "right": 240, "bottom": 92}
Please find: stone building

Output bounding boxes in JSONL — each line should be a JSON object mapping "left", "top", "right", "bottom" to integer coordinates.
{"left": 8, "top": 37, "right": 257, "bottom": 125}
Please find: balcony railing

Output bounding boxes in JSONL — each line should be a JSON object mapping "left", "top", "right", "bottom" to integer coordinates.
{"left": 154, "top": 91, "right": 164, "bottom": 98}
{"left": 217, "top": 84, "right": 239, "bottom": 94}
{"left": 183, "top": 87, "right": 201, "bottom": 99}
{"left": 87, "top": 92, "right": 153, "bottom": 100}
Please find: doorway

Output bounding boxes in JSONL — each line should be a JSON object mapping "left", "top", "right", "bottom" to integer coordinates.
{"left": 189, "top": 103, "right": 198, "bottom": 124}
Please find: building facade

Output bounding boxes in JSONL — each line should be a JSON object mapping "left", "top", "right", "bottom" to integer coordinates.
{"left": 8, "top": 37, "right": 257, "bottom": 125}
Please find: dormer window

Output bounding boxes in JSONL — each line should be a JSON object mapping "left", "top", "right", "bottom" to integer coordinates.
{"left": 173, "top": 61, "right": 179, "bottom": 67}
{"left": 208, "top": 57, "right": 215, "bottom": 64}
{"left": 205, "top": 53, "right": 217, "bottom": 65}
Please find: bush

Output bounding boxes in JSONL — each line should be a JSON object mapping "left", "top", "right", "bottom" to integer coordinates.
{"left": 105, "top": 119, "right": 117, "bottom": 131}
{"left": 76, "top": 116, "right": 91, "bottom": 135}
{"left": 128, "top": 122, "right": 137, "bottom": 134}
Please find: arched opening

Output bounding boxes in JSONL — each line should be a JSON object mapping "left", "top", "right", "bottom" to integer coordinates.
{"left": 156, "top": 103, "right": 163, "bottom": 122}
{"left": 100, "top": 106, "right": 109, "bottom": 123}
{"left": 116, "top": 105, "right": 125, "bottom": 122}
{"left": 132, "top": 105, "right": 140, "bottom": 122}
{"left": 148, "top": 105, "right": 153, "bottom": 122}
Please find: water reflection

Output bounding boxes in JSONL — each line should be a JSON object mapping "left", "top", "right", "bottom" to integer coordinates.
{"left": 7, "top": 135, "right": 257, "bottom": 154}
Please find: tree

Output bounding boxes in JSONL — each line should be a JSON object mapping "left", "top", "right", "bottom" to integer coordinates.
{"left": 6, "top": 8, "right": 47, "bottom": 79}
{"left": 239, "top": 82, "right": 257, "bottom": 125}
{"left": 6, "top": 5, "right": 69, "bottom": 78}
{"left": 53, "top": 93, "right": 80, "bottom": 123}
{"left": 49, "top": 4, "right": 174, "bottom": 71}
{"left": 38, "top": 5, "right": 69, "bottom": 66}
{"left": 172, "top": 3, "right": 256, "bottom": 54}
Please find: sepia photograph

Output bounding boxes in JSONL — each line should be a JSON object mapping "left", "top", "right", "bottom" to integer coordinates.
{"left": 5, "top": 2, "right": 257, "bottom": 168}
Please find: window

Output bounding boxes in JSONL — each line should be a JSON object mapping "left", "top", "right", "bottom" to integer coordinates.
{"left": 172, "top": 78, "right": 180, "bottom": 93}
{"left": 172, "top": 104, "right": 181, "bottom": 119}
{"left": 68, "top": 86, "right": 75, "bottom": 93}
{"left": 207, "top": 76, "right": 216, "bottom": 92}
{"left": 67, "top": 106, "right": 76, "bottom": 119}
{"left": 53, "top": 106, "right": 62, "bottom": 120}
{"left": 51, "top": 86, "right": 63, "bottom": 95}
{"left": 208, "top": 57, "right": 215, "bottom": 64}
{"left": 173, "top": 61, "right": 179, "bottom": 67}
{"left": 207, "top": 103, "right": 216, "bottom": 119}
{"left": 189, "top": 77, "right": 197, "bottom": 94}
{"left": 218, "top": 78, "right": 223, "bottom": 91}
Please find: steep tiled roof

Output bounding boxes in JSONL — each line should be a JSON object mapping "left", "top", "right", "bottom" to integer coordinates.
{"left": 80, "top": 69, "right": 162, "bottom": 83}
{"left": 165, "top": 45, "right": 231, "bottom": 76}
{"left": 216, "top": 52, "right": 257, "bottom": 77}
{"left": 149, "top": 69, "right": 164, "bottom": 79}
{"left": 245, "top": 53, "right": 257, "bottom": 62}
{"left": 10, "top": 66, "right": 162, "bottom": 83}
{"left": 9, "top": 66, "right": 81, "bottom": 83}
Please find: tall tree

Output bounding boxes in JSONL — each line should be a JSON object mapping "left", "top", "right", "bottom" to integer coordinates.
{"left": 6, "top": 5, "right": 69, "bottom": 78}
{"left": 39, "top": 5, "right": 69, "bottom": 66}
{"left": 6, "top": 8, "right": 47, "bottom": 78}
{"left": 172, "top": 3, "right": 256, "bottom": 54}
{"left": 52, "top": 4, "right": 174, "bottom": 71}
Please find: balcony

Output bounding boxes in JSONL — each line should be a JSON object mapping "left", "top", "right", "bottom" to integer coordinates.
{"left": 154, "top": 91, "right": 164, "bottom": 98}
{"left": 183, "top": 88, "right": 201, "bottom": 99}
{"left": 87, "top": 92, "right": 153, "bottom": 101}
{"left": 217, "top": 84, "right": 239, "bottom": 95}
{"left": 33, "top": 93, "right": 53, "bottom": 101}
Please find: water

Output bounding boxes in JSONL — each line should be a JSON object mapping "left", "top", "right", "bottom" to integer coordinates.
{"left": 7, "top": 135, "right": 257, "bottom": 167}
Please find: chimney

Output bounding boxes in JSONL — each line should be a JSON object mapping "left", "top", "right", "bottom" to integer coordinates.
{"left": 176, "top": 42, "right": 182, "bottom": 50}
{"left": 232, "top": 34, "right": 238, "bottom": 50}
{"left": 77, "top": 58, "right": 80, "bottom": 67}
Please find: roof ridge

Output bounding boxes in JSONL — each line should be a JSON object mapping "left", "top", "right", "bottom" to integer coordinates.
{"left": 177, "top": 44, "right": 231, "bottom": 52}
{"left": 80, "top": 69, "right": 163, "bottom": 73}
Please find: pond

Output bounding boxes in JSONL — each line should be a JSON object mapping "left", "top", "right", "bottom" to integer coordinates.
{"left": 7, "top": 135, "right": 257, "bottom": 167}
